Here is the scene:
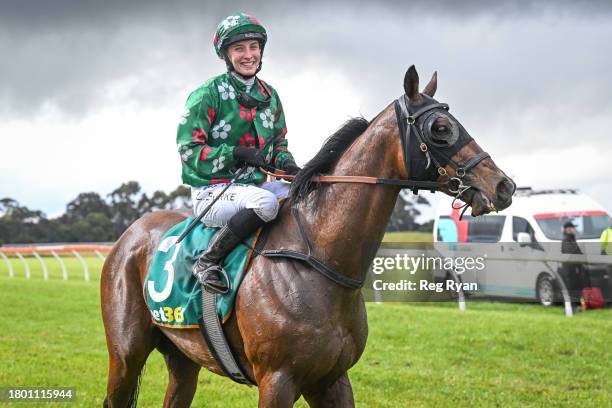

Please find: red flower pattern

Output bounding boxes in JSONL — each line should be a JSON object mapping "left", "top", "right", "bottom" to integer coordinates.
{"left": 208, "top": 107, "right": 215, "bottom": 124}
{"left": 259, "top": 81, "right": 270, "bottom": 97}
{"left": 239, "top": 133, "right": 256, "bottom": 147}
{"left": 193, "top": 129, "right": 207, "bottom": 143}
{"left": 200, "top": 146, "right": 212, "bottom": 160}
{"left": 211, "top": 178, "right": 231, "bottom": 184}
{"left": 274, "top": 108, "right": 282, "bottom": 121}
{"left": 276, "top": 127, "right": 287, "bottom": 139}
{"left": 213, "top": 33, "right": 219, "bottom": 46}
{"left": 246, "top": 15, "right": 260, "bottom": 24}
{"left": 239, "top": 105, "right": 256, "bottom": 122}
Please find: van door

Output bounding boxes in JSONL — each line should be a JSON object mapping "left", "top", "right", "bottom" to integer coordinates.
{"left": 502, "top": 216, "right": 543, "bottom": 300}
{"left": 461, "top": 215, "right": 506, "bottom": 297}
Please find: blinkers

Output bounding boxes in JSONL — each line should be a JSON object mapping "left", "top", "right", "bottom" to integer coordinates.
{"left": 394, "top": 94, "right": 488, "bottom": 191}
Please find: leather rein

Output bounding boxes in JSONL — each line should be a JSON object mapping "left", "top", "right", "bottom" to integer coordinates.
{"left": 259, "top": 95, "right": 491, "bottom": 289}
{"left": 263, "top": 95, "right": 490, "bottom": 196}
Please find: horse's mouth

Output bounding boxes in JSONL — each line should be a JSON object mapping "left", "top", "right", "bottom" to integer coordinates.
{"left": 462, "top": 189, "right": 497, "bottom": 216}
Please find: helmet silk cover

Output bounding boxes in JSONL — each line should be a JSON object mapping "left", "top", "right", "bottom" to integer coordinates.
{"left": 213, "top": 13, "right": 267, "bottom": 59}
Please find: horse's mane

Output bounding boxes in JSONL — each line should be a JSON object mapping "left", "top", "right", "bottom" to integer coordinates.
{"left": 289, "top": 117, "right": 370, "bottom": 202}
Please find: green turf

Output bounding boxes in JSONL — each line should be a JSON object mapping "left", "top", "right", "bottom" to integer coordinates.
{"left": 383, "top": 231, "right": 433, "bottom": 243}
{"left": 0, "top": 261, "right": 610, "bottom": 407}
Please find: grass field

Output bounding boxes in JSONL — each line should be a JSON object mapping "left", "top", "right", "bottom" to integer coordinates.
{"left": 0, "top": 257, "right": 611, "bottom": 407}
{"left": 383, "top": 231, "right": 432, "bottom": 243}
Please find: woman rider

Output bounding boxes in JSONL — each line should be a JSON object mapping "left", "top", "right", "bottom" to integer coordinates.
{"left": 176, "top": 13, "right": 300, "bottom": 294}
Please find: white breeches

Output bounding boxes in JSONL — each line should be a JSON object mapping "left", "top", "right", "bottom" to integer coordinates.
{"left": 191, "top": 181, "right": 290, "bottom": 228}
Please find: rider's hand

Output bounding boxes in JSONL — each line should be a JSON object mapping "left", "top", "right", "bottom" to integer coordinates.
{"left": 233, "top": 147, "right": 267, "bottom": 168}
{"left": 282, "top": 160, "right": 301, "bottom": 175}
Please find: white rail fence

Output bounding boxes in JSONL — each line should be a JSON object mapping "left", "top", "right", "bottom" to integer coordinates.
{"left": 3, "top": 244, "right": 610, "bottom": 318}
{"left": 0, "top": 245, "right": 112, "bottom": 283}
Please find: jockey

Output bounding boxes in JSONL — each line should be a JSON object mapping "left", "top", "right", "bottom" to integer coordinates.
{"left": 176, "top": 13, "right": 300, "bottom": 294}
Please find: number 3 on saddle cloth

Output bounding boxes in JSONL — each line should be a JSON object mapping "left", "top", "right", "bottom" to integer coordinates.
{"left": 144, "top": 217, "right": 261, "bottom": 328}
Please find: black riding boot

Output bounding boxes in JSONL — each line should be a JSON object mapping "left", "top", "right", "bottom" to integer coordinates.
{"left": 193, "top": 208, "right": 266, "bottom": 294}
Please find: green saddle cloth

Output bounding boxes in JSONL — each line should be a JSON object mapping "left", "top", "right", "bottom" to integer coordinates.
{"left": 145, "top": 217, "right": 257, "bottom": 328}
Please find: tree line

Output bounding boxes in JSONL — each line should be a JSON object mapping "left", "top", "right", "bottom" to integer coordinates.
{"left": 0, "top": 182, "right": 190, "bottom": 244}
{"left": 0, "top": 183, "right": 431, "bottom": 245}
{"left": 386, "top": 191, "right": 433, "bottom": 233}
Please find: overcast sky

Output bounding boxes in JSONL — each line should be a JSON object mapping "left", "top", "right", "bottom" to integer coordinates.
{"left": 1, "top": 0, "right": 611, "bottom": 220}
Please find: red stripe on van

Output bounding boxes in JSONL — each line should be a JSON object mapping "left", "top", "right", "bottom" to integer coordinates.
{"left": 533, "top": 210, "right": 607, "bottom": 219}
{"left": 451, "top": 208, "right": 469, "bottom": 242}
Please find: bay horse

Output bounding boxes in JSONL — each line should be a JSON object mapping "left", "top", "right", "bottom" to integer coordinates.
{"left": 101, "top": 66, "right": 515, "bottom": 407}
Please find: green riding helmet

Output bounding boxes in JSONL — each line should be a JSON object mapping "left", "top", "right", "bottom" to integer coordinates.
{"left": 213, "top": 13, "right": 267, "bottom": 61}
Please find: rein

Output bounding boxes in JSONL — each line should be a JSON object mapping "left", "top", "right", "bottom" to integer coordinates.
{"left": 259, "top": 168, "right": 450, "bottom": 192}
{"left": 262, "top": 95, "right": 489, "bottom": 200}
{"left": 258, "top": 95, "right": 492, "bottom": 289}
{"left": 261, "top": 95, "right": 489, "bottom": 200}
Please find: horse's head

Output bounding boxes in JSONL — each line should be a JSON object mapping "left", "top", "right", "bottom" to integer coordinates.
{"left": 397, "top": 65, "right": 515, "bottom": 216}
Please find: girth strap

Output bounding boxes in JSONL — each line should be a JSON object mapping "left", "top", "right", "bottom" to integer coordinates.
{"left": 198, "top": 291, "right": 255, "bottom": 385}
{"left": 261, "top": 206, "right": 365, "bottom": 290}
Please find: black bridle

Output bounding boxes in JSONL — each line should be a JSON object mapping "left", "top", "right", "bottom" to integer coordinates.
{"left": 390, "top": 94, "right": 491, "bottom": 216}
{"left": 261, "top": 94, "right": 493, "bottom": 289}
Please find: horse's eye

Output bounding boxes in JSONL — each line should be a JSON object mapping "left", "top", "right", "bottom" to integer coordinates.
{"left": 436, "top": 125, "right": 448, "bottom": 133}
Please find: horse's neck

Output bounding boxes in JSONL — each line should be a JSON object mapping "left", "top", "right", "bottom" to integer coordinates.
{"left": 301, "top": 106, "right": 402, "bottom": 283}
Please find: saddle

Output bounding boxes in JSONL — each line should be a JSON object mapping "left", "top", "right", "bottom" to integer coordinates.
{"left": 145, "top": 217, "right": 261, "bottom": 328}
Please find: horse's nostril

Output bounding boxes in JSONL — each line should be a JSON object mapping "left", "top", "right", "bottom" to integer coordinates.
{"left": 496, "top": 178, "right": 515, "bottom": 202}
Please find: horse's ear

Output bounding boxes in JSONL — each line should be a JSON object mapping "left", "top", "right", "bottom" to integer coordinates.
{"left": 423, "top": 71, "right": 437, "bottom": 97}
{"left": 403, "top": 65, "right": 420, "bottom": 101}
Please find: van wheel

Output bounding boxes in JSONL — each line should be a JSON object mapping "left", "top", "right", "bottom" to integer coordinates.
{"left": 536, "top": 274, "right": 557, "bottom": 307}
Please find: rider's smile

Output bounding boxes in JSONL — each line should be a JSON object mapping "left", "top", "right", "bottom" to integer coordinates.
{"left": 227, "top": 40, "right": 261, "bottom": 77}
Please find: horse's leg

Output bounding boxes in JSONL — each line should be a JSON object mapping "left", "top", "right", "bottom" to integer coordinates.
{"left": 105, "top": 331, "right": 155, "bottom": 407}
{"left": 158, "top": 337, "right": 201, "bottom": 408}
{"left": 303, "top": 373, "right": 355, "bottom": 408}
{"left": 102, "top": 252, "right": 157, "bottom": 407}
{"left": 257, "top": 371, "right": 300, "bottom": 408}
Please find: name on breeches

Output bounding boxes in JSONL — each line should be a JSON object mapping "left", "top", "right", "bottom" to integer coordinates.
{"left": 198, "top": 191, "right": 237, "bottom": 201}
{"left": 372, "top": 279, "right": 477, "bottom": 292}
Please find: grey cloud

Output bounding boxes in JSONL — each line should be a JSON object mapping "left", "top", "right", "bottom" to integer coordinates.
{"left": 2, "top": 0, "right": 611, "bottom": 26}
{"left": 1, "top": 0, "right": 612, "bottom": 129}
{"left": 1, "top": 0, "right": 611, "bottom": 216}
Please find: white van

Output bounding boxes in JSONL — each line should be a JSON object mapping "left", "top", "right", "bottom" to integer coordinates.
{"left": 432, "top": 188, "right": 611, "bottom": 305}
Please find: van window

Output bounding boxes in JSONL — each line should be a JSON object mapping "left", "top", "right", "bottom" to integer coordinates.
{"left": 534, "top": 212, "right": 611, "bottom": 240}
{"left": 465, "top": 215, "right": 506, "bottom": 242}
{"left": 512, "top": 217, "right": 535, "bottom": 241}
{"left": 437, "top": 216, "right": 458, "bottom": 242}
